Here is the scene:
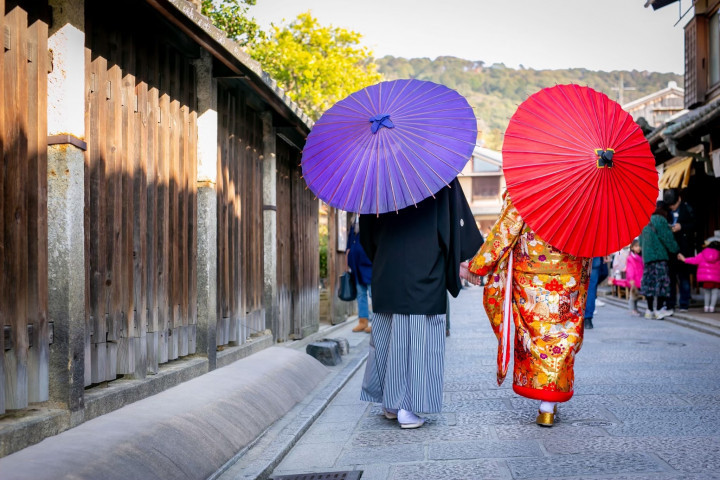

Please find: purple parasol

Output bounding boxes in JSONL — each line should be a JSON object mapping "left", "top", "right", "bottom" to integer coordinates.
{"left": 301, "top": 79, "right": 477, "bottom": 214}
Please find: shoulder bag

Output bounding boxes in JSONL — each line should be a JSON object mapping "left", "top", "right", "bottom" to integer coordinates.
{"left": 337, "top": 272, "right": 357, "bottom": 301}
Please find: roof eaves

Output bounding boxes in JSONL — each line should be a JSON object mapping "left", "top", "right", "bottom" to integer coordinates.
{"left": 473, "top": 145, "right": 503, "bottom": 165}
{"left": 622, "top": 86, "right": 684, "bottom": 110}
{"left": 662, "top": 96, "right": 720, "bottom": 139}
{"left": 146, "top": 0, "right": 313, "bottom": 134}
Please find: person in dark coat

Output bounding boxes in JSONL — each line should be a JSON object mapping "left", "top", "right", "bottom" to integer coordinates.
{"left": 640, "top": 201, "right": 680, "bottom": 319}
{"left": 359, "top": 178, "right": 483, "bottom": 429}
{"left": 346, "top": 214, "right": 373, "bottom": 333}
{"left": 664, "top": 189, "right": 696, "bottom": 312}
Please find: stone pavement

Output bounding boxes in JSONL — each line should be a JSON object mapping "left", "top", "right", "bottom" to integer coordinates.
{"left": 268, "top": 286, "right": 720, "bottom": 480}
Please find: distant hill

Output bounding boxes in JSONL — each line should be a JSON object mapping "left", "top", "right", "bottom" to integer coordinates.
{"left": 375, "top": 55, "right": 683, "bottom": 149}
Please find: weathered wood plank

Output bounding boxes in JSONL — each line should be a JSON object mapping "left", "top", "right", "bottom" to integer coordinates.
{"left": 89, "top": 55, "right": 108, "bottom": 384}
{"left": 254, "top": 118, "right": 264, "bottom": 324}
{"left": 219, "top": 88, "right": 230, "bottom": 345}
{"left": 229, "top": 92, "right": 239, "bottom": 345}
{"left": 3, "top": 7, "right": 30, "bottom": 409}
{"left": 179, "top": 98, "right": 189, "bottom": 357}
{"left": 134, "top": 77, "right": 149, "bottom": 379}
{"left": 291, "top": 165, "right": 302, "bottom": 338}
{"left": 26, "top": 18, "right": 49, "bottom": 402}
{"left": 168, "top": 96, "right": 180, "bottom": 361}
{"left": 82, "top": 45, "right": 92, "bottom": 387}
{"left": 146, "top": 74, "right": 159, "bottom": 373}
{"left": 117, "top": 62, "right": 136, "bottom": 376}
{"left": 238, "top": 97, "right": 246, "bottom": 343}
{"left": 157, "top": 83, "right": 170, "bottom": 365}
{"left": 217, "top": 88, "right": 227, "bottom": 328}
{"left": 188, "top": 108, "right": 197, "bottom": 354}
{"left": 0, "top": 0, "right": 7, "bottom": 414}
{"left": 105, "top": 62, "right": 123, "bottom": 381}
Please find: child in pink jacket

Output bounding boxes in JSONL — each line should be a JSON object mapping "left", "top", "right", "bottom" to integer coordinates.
{"left": 678, "top": 241, "right": 720, "bottom": 313}
{"left": 614, "top": 239, "right": 644, "bottom": 316}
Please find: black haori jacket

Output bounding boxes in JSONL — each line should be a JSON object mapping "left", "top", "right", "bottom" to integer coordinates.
{"left": 360, "top": 178, "right": 483, "bottom": 315}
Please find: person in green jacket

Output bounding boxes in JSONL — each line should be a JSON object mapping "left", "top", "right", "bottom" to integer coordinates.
{"left": 639, "top": 202, "right": 679, "bottom": 319}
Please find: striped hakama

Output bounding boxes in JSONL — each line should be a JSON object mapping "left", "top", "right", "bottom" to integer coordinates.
{"left": 360, "top": 312, "right": 446, "bottom": 414}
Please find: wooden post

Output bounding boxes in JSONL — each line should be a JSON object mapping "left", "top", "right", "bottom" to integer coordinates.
{"left": 3, "top": 7, "right": 30, "bottom": 410}
{"left": 26, "top": 15, "right": 49, "bottom": 405}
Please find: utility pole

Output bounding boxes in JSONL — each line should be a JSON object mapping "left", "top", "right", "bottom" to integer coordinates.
{"left": 612, "top": 73, "right": 637, "bottom": 106}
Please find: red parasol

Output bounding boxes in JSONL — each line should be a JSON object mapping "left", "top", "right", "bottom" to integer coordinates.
{"left": 502, "top": 84, "right": 658, "bottom": 258}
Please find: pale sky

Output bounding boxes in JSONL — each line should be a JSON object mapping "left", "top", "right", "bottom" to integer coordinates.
{"left": 248, "top": 0, "right": 688, "bottom": 74}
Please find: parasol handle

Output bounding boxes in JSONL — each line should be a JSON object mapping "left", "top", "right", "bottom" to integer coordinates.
{"left": 595, "top": 148, "right": 614, "bottom": 168}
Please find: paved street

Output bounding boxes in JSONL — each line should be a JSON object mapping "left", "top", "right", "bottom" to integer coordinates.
{"left": 270, "top": 286, "right": 720, "bottom": 480}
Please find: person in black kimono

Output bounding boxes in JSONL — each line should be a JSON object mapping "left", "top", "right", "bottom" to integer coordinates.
{"left": 359, "top": 178, "right": 483, "bottom": 428}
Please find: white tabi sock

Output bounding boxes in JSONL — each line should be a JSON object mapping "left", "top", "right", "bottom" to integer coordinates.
{"left": 539, "top": 401, "right": 557, "bottom": 414}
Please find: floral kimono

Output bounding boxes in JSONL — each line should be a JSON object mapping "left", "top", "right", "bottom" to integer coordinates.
{"left": 469, "top": 193, "right": 591, "bottom": 402}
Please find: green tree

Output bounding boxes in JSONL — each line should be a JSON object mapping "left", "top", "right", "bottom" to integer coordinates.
{"left": 201, "top": 0, "right": 263, "bottom": 46}
{"left": 248, "top": 12, "right": 382, "bottom": 120}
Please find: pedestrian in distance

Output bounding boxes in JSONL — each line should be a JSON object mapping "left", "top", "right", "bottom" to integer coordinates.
{"left": 664, "top": 188, "right": 697, "bottom": 312}
{"left": 677, "top": 239, "right": 720, "bottom": 313}
{"left": 583, "top": 256, "right": 609, "bottom": 329}
{"left": 611, "top": 239, "right": 644, "bottom": 316}
{"left": 466, "top": 192, "right": 591, "bottom": 427}
{"left": 346, "top": 214, "right": 373, "bottom": 333}
{"left": 639, "top": 201, "right": 679, "bottom": 319}
{"left": 359, "top": 178, "right": 483, "bottom": 429}
{"left": 611, "top": 245, "right": 630, "bottom": 285}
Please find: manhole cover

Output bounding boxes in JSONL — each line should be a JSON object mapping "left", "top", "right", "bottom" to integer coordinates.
{"left": 271, "top": 472, "right": 362, "bottom": 480}
{"left": 572, "top": 420, "right": 616, "bottom": 427}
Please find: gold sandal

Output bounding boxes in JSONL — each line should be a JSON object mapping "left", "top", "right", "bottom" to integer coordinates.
{"left": 536, "top": 405, "right": 559, "bottom": 427}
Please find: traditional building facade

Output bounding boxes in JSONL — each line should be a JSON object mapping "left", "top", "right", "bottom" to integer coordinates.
{"left": 457, "top": 145, "right": 506, "bottom": 235}
{"left": 0, "top": 0, "right": 323, "bottom": 456}
{"left": 623, "top": 81, "right": 686, "bottom": 128}
{"left": 646, "top": 0, "right": 720, "bottom": 244}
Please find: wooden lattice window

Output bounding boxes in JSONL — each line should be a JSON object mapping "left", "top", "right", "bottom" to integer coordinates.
{"left": 685, "top": 15, "right": 709, "bottom": 109}
{"left": 472, "top": 176, "right": 500, "bottom": 201}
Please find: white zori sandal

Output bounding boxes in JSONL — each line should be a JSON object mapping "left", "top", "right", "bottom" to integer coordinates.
{"left": 398, "top": 409, "right": 425, "bottom": 429}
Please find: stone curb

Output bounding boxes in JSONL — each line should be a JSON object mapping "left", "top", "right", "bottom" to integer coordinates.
{"left": 600, "top": 293, "right": 720, "bottom": 337}
{"left": 210, "top": 327, "right": 370, "bottom": 480}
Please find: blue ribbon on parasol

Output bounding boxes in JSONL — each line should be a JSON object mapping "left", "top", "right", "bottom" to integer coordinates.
{"left": 369, "top": 113, "right": 394, "bottom": 134}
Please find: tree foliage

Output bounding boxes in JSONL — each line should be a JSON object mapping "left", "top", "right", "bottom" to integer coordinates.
{"left": 248, "top": 12, "right": 382, "bottom": 120}
{"left": 376, "top": 56, "right": 683, "bottom": 149}
{"left": 201, "top": 0, "right": 263, "bottom": 46}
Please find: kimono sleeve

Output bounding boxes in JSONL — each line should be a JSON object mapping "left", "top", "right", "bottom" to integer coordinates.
{"left": 441, "top": 178, "right": 484, "bottom": 298}
{"left": 469, "top": 192, "right": 524, "bottom": 276}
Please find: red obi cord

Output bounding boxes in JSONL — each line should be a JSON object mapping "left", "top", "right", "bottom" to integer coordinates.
{"left": 513, "top": 385, "right": 573, "bottom": 402}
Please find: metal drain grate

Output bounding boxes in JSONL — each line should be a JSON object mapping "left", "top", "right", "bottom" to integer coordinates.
{"left": 271, "top": 471, "right": 362, "bottom": 480}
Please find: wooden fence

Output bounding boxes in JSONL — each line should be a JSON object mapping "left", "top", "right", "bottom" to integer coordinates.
{"left": 276, "top": 140, "right": 319, "bottom": 340}
{"left": 0, "top": 0, "right": 320, "bottom": 417}
{"left": 84, "top": 6, "right": 198, "bottom": 383}
{"left": 0, "top": 3, "right": 49, "bottom": 413}
{"left": 217, "top": 82, "right": 265, "bottom": 347}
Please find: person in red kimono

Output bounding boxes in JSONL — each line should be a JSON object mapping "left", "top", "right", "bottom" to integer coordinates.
{"left": 465, "top": 192, "right": 591, "bottom": 427}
